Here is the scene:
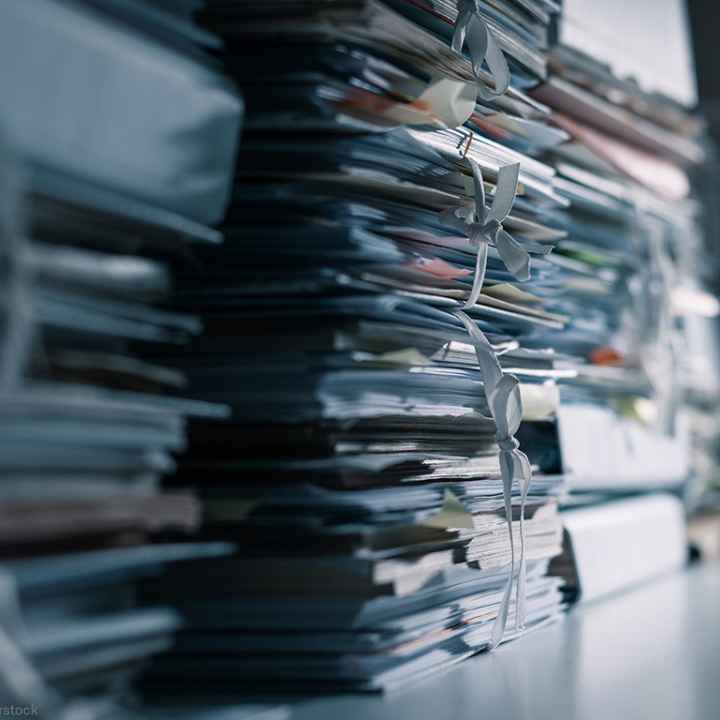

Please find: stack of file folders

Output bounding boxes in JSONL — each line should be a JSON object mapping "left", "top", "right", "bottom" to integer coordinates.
{"left": 0, "top": 0, "right": 705, "bottom": 706}
{"left": 0, "top": 0, "right": 243, "bottom": 716}
{"left": 143, "top": 0, "right": 570, "bottom": 693}
{"left": 520, "top": 6, "right": 709, "bottom": 600}
{"left": 528, "top": 23, "right": 708, "bottom": 494}
{"left": 0, "top": 134, "right": 241, "bottom": 719}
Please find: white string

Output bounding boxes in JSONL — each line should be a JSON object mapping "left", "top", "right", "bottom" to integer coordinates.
{"left": 452, "top": 0, "right": 511, "bottom": 100}
{"left": 455, "top": 311, "right": 531, "bottom": 646}
{"left": 440, "top": 154, "right": 528, "bottom": 310}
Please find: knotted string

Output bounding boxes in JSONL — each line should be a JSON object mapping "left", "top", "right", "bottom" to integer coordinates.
{"left": 452, "top": 0, "right": 511, "bottom": 101}
{"left": 441, "top": 154, "right": 528, "bottom": 309}
{"left": 455, "top": 310, "right": 532, "bottom": 646}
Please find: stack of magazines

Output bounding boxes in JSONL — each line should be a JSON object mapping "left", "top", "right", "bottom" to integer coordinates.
{"left": 0, "top": 0, "right": 243, "bottom": 717}
{"left": 145, "top": 0, "right": 570, "bottom": 693}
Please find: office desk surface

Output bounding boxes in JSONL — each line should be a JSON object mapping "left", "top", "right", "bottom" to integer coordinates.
{"left": 287, "top": 563, "right": 720, "bottom": 720}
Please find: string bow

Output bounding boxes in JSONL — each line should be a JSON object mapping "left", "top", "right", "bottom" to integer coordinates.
{"left": 455, "top": 310, "right": 532, "bottom": 647}
{"left": 452, "top": 0, "right": 511, "bottom": 101}
{"left": 441, "top": 156, "right": 529, "bottom": 309}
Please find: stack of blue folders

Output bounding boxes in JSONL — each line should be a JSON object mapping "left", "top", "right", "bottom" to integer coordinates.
{"left": 0, "top": 1, "right": 244, "bottom": 717}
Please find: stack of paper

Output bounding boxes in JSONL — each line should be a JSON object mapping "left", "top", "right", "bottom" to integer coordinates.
{"left": 0, "top": 1, "right": 243, "bottom": 716}
{"left": 0, "top": 138, "right": 240, "bottom": 719}
{"left": 143, "top": 0, "right": 569, "bottom": 693}
{"left": 0, "top": 0, "right": 707, "bottom": 708}
{"left": 0, "top": 0, "right": 241, "bottom": 226}
{"left": 526, "top": 17, "right": 708, "bottom": 495}
{"left": 527, "top": 2, "right": 712, "bottom": 607}
{"left": 0, "top": 154, "right": 226, "bottom": 720}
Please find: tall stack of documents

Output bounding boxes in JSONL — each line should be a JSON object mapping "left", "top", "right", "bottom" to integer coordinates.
{"left": 0, "top": 131, "right": 235, "bottom": 720}
{"left": 0, "top": 0, "right": 710, "bottom": 709}
{"left": 0, "top": 0, "right": 242, "bottom": 716}
{"left": 145, "top": 0, "right": 571, "bottom": 693}
{"left": 529, "top": 13, "right": 707, "bottom": 495}
{"left": 529, "top": 5, "right": 711, "bottom": 597}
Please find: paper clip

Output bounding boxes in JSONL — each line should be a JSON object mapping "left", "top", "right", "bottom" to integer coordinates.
{"left": 456, "top": 130, "right": 474, "bottom": 158}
